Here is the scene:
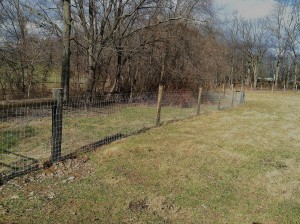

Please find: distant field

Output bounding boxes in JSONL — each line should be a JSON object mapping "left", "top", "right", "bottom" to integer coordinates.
{"left": 42, "top": 70, "right": 86, "bottom": 90}
{"left": 1, "top": 91, "right": 300, "bottom": 223}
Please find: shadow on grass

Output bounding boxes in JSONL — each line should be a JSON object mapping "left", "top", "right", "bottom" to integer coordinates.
{"left": 0, "top": 126, "right": 38, "bottom": 184}
{"left": 0, "top": 102, "right": 224, "bottom": 185}
{"left": 0, "top": 120, "right": 175, "bottom": 185}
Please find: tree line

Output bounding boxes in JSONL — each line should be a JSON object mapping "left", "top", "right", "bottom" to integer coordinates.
{"left": 0, "top": 0, "right": 299, "bottom": 100}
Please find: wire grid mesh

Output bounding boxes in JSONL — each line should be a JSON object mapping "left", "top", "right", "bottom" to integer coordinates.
{"left": 0, "top": 100, "right": 54, "bottom": 181}
{"left": 0, "top": 89, "right": 245, "bottom": 182}
{"left": 61, "top": 92, "right": 158, "bottom": 157}
{"left": 250, "top": 84, "right": 300, "bottom": 92}
{"left": 160, "top": 91, "right": 198, "bottom": 123}
{"left": 201, "top": 90, "right": 221, "bottom": 112}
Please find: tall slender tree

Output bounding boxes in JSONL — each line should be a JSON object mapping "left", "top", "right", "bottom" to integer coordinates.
{"left": 61, "top": 0, "right": 71, "bottom": 100}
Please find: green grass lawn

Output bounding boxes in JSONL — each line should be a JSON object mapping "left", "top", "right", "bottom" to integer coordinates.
{"left": 0, "top": 126, "right": 35, "bottom": 154}
{"left": 1, "top": 92, "right": 300, "bottom": 223}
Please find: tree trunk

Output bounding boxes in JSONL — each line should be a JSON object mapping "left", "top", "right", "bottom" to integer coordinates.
{"left": 230, "top": 65, "right": 234, "bottom": 86}
{"left": 253, "top": 64, "right": 258, "bottom": 90}
{"left": 294, "top": 60, "right": 298, "bottom": 87}
{"left": 129, "top": 65, "right": 137, "bottom": 104}
{"left": 286, "top": 63, "right": 291, "bottom": 89}
{"left": 275, "top": 58, "right": 281, "bottom": 88}
{"left": 20, "top": 64, "right": 26, "bottom": 96}
{"left": 86, "top": 45, "right": 96, "bottom": 101}
{"left": 245, "top": 65, "right": 251, "bottom": 86}
{"left": 27, "top": 65, "right": 34, "bottom": 98}
{"left": 114, "top": 43, "right": 123, "bottom": 93}
{"left": 61, "top": 0, "right": 71, "bottom": 101}
{"left": 0, "top": 82, "right": 6, "bottom": 100}
{"left": 86, "top": 0, "right": 96, "bottom": 101}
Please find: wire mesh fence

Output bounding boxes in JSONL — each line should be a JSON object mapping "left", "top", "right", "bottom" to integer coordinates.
{"left": 248, "top": 83, "right": 300, "bottom": 92}
{"left": 0, "top": 99, "right": 55, "bottom": 182}
{"left": 0, "top": 87, "right": 245, "bottom": 183}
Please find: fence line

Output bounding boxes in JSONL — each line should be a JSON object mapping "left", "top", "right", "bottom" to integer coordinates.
{"left": 248, "top": 83, "right": 300, "bottom": 92}
{"left": 0, "top": 86, "right": 245, "bottom": 183}
{"left": 0, "top": 98, "right": 55, "bottom": 110}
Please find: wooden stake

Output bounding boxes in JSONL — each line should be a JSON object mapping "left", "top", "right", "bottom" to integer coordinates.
{"left": 197, "top": 87, "right": 202, "bottom": 116}
{"left": 156, "top": 85, "right": 163, "bottom": 126}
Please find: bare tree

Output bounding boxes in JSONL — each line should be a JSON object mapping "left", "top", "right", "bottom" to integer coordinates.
{"left": 0, "top": 0, "right": 245, "bottom": 99}
{"left": 285, "top": 0, "right": 300, "bottom": 87}
{"left": 268, "top": 1, "right": 290, "bottom": 88}
{"left": 241, "top": 18, "right": 269, "bottom": 89}
{"left": 0, "top": 0, "right": 52, "bottom": 98}
{"left": 223, "top": 16, "right": 243, "bottom": 86}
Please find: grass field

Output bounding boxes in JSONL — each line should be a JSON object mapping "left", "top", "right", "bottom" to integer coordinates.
{"left": 1, "top": 102, "right": 216, "bottom": 174}
{"left": 1, "top": 91, "right": 300, "bottom": 223}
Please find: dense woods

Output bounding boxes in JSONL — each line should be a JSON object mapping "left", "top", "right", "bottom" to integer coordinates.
{"left": 0, "top": 0, "right": 299, "bottom": 100}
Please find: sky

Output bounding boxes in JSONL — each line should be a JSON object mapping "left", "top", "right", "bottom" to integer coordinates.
{"left": 216, "top": 0, "right": 277, "bottom": 19}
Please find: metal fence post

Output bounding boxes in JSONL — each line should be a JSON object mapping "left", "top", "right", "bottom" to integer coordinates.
{"left": 52, "top": 88, "right": 63, "bottom": 162}
{"left": 222, "top": 84, "right": 225, "bottom": 97}
{"left": 240, "top": 91, "right": 245, "bottom": 104}
{"left": 156, "top": 85, "right": 163, "bottom": 126}
{"left": 231, "top": 89, "right": 235, "bottom": 107}
{"left": 218, "top": 91, "right": 222, "bottom": 110}
{"left": 197, "top": 87, "right": 202, "bottom": 116}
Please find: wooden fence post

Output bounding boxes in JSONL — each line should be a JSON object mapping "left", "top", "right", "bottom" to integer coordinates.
{"left": 272, "top": 85, "right": 274, "bottom": 92}
{"left": 52, "top": 88, "right": 63, "bottom": 162}
{"left": 261, "top": 84, "right": 263, "bottom": 91}
{"left": 284, "top": 85, "right": 286, "bottom": 91}
{"left": 197, "top": 87, "right": 202, "bottom": 115}
{"left": 156, "top": 85, "right": 163, "bottom": 126}
{"left": 222, "top": 84, "right": 225, "bottom": 97}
